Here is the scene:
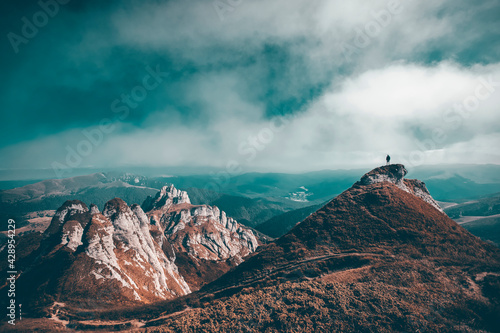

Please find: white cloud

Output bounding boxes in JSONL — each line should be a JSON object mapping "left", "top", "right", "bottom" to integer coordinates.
{"left": 108, "top": 0, "right": 456, "bottom": 69}
{"left": 323, "top": 62, "right": 494, "bottom": 117}
{"left": 4, "top": 62, "right": 498, "bottom": 173}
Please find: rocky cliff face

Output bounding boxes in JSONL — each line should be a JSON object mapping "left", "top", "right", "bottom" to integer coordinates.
{"left": 144, "top": 185, "right": 259, "bottom": 289}
{"left": 163, "top": 206, "right": 258, "bottom": 261}
{"left": 142, "top": 184, "right": 191, "bottom": 212}
{"left": 35, "top": 197, "right": 191, "bottom": 306}
{"left": 147, "top": 187, "right": 258, "bottom": 262}
{"left": 44, "top": 200, "right": 90, "bottom": 237}
{"left": 9, "top": 184, "right": 258, "bottom": 311}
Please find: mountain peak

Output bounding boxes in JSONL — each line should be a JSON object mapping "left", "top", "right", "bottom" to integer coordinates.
{"left": 356, "top": 164, "right": 443, "bottom": 212}
{"left": 204, "top": 165, "right": 496, "bottom": 301}
{"left": 141, "top": 184, "right": 191, "bottom": 212}
{"left": 357, "top": 164, "right": 408, "bottom": 187}
{"left": 89, "top": 203, "right": 100, "bottom": 215}
{"left": 141, "top": 184, "right": 259, "bottom": 290}
{"left": 44, "top": 200, "right": 90, "bottom": 236}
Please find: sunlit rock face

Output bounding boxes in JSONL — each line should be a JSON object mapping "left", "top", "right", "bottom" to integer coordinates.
{"left": 143, "top": 185, "right": 259, "bottom": 289}
{"left": 38, "top": 184, "right": 258, "bottom": 305}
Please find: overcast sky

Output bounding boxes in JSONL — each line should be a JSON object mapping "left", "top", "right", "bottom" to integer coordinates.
{"left": 1, "top": 0, "right": 499, "bottom": 175}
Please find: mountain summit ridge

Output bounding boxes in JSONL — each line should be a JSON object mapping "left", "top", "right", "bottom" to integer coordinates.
{"left": 145, "top": 164, "right": 499, "bottom": 332}
{"left": 356, "top": 164, "right": 443, "bottom": 212}
{"left": 203, "top": 164, "right": 498, "bottom": 294}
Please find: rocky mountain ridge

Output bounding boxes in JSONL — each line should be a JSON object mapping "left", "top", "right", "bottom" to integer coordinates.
{"left": 3, "top": 184, "right": 258, "bottom": 313}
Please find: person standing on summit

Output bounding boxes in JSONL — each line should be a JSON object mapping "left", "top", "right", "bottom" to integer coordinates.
{"left": 386, "top": 154, "right": 391, "bottom": 165}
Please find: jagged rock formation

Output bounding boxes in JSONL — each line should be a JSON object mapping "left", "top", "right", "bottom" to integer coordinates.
{"left": 357, "top": 163, "right": 408, "bottom": 186}
{"left": 163, "top": 205, "right": 257, "bottom": 260}
{"left": 142, "top": 185, "right": 191, "bottom": 213}
{"left": 5, "top": 185, "right": 258, "bottom": 312}
{"left": 44, "top": 200, "right": 90, "bottom": 237}
{"left": 89, "top": 203, "right": 100, "bottom": 215}
{"left": 144, "top": 185, "right": 259, "bottom": 289}
{"left": 60, "top": 220, "right": 83, "bottom": 251}
{"left": 29, "top": 197, "right": 191, "bottom": 307}
{"left": 147, "top": 187, "right": 258, "bottom": 261}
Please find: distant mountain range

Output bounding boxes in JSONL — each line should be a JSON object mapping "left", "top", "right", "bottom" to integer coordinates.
{"left": 2, "top": 164, "right": 500, "bottom": 229}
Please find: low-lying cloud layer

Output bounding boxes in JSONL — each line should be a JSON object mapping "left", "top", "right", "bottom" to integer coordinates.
{"left": 1, "top": 0, "right": 499, "bottom": 175}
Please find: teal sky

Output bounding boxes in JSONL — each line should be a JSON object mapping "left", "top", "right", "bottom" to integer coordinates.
{"left": 1, "top": 0, "right": 499, "bottom": 176}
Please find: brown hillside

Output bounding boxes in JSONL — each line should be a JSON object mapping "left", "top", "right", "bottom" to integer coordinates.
{"left": 148, "top": 165, "right": 500, "bottom": 332}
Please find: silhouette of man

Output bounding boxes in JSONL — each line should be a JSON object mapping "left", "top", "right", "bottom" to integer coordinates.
{"left": 386, "top": 154, "right": 391, "bottom": 165}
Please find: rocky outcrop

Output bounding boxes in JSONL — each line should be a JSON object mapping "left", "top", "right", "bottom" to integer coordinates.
{"left": 25, "top": 184, "right": 258, "bottom": 307}
{"left": 356, "top": 164, "right": 443, "bottom": 213}
{"left": 44, "top": 200, "right": 90, "bottom": 237}
{"left": 160, "top": 204, "right": 258, "bottom": 262}
{"left": 403, "top": 179, "right": 443, "bottom": 212}
{"left": 144, "top": 185, "right": 259, "bottom": 289}
{"left": 144, "top": 185, "right": 258, "bottom": 262}
{"left": 142, "top": 185, "right": 191, "bottom": 212}
{"left": 60, "top": 220, "right": 84, "bottom": 251}
{"left": 89, "top": 203, "right": 100, "bottom": 215}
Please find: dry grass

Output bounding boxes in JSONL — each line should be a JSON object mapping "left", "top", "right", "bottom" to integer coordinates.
{"left": 145, "top": 259, "right": 500, "bottom": 333}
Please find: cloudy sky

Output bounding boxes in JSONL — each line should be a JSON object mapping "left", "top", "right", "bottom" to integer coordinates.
{"left": 1, "top": 0, "right": 499, "bottom": 176}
